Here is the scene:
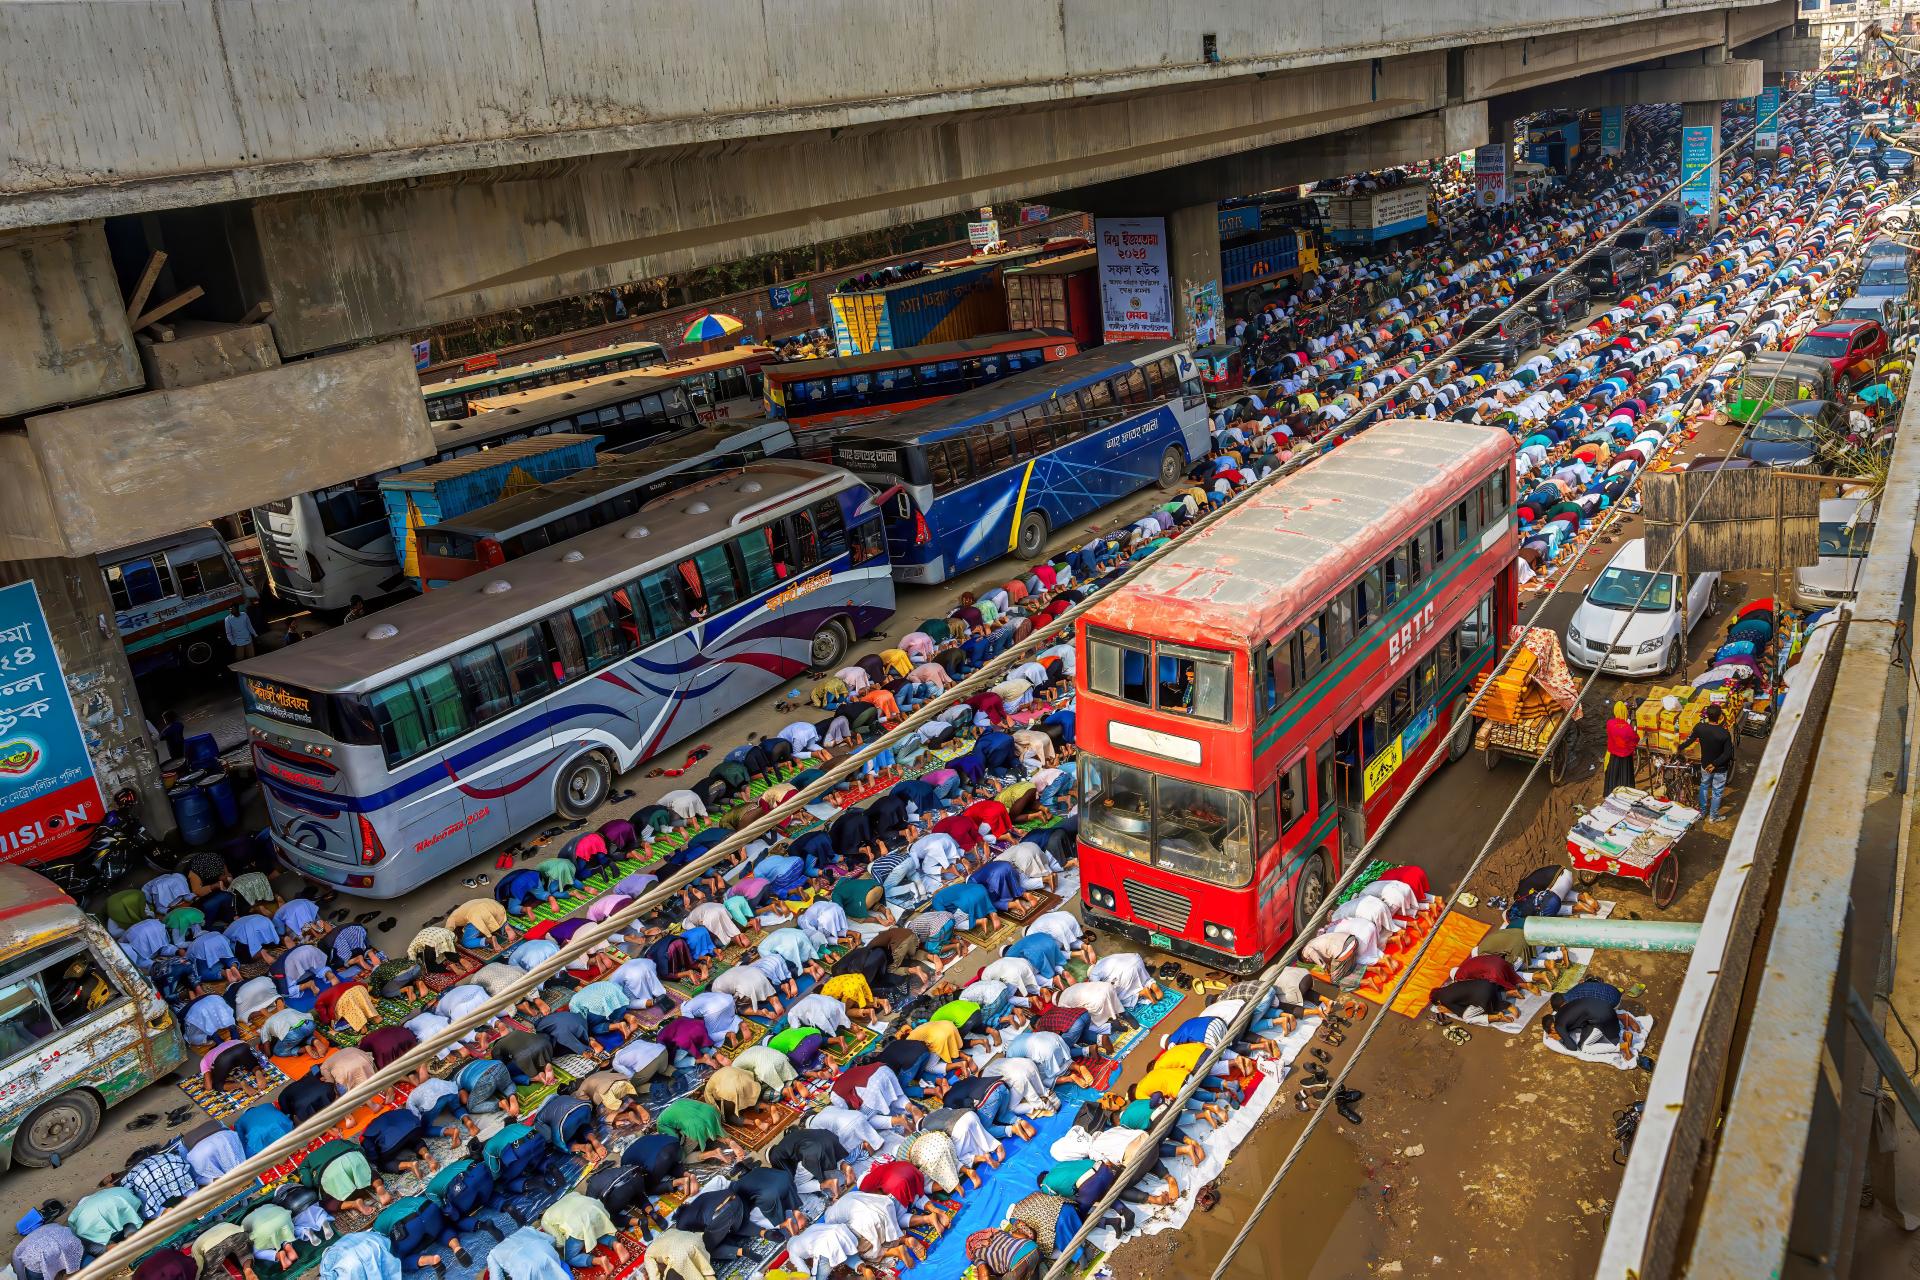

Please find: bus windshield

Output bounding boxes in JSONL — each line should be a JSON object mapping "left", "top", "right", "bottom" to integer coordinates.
{"left": 1081, "top": 755, "right": 1253, "bottom": 885}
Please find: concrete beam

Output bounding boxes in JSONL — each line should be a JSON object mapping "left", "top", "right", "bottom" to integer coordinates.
{"left": 0, "top": 223, "right": 142, "bottom": 418}
{"left": 0, "top": 0, "right": 1794, "bottom": 229}
{"left": 1734, "top": 25, "right": 1822, "bottom": 75}
{"left": 1489, "top": 56, "right": 1765, "bottom": 132}
{"left": 1053, "top": 104, "right": 1488, "bottom": 217}
{"left": 246, "top": 55, "right": 1454, "bottom": 354}
{"left": 5, "top": 342, "right": 434, "bottom": 559}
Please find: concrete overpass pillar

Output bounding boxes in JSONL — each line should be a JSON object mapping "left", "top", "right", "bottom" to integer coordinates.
{"left": 1166, "top": 205, "right": 1225, "bottom": 348}
{"left": 1681, "top": 101, "right": 1724, "bottom": 233}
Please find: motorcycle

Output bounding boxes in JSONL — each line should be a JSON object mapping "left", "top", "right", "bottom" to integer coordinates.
{"left": 38, "top": 788, "right": 161, "bottom": 904}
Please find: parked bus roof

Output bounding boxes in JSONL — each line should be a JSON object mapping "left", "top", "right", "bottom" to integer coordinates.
{"left": 1002, "top": 250, "right": 1096, "bottom": 276}
{"left": 763, "top": 330, "right": 1074, "bottom": 379}
{"left": 380, "top": 434, "right": 602, "bottom": 490}
{"left": 1079, "top": 420, "right": 1514, "bottom": 649}
{"left": 0, "top": 865, "right": 83, "bottom": 942}
{"left": 842, "top": 341, "right": 1182, "bottom": 445}
{"left": 234, "top": 460, "right": 862, "bottom": 694}
{"left": 430, "top": 421, "right": 796, "bottom": 539}
{"left": 466, "top": 345, "right": 774, "bottom": 415}
{"left": 430, "top": 372, "right": 689, "bottom": 453}
{"left": 421, "top": 339, "right": 666, "bottom": 395}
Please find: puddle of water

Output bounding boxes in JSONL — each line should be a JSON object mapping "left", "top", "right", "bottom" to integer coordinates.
{"left": 1181, "top": 1120, "right": 1381, "bottom": 1280}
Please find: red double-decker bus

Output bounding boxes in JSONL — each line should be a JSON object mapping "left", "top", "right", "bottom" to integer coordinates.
{"left": 1074, "top": 420, "right": 1517, "bottom": 972}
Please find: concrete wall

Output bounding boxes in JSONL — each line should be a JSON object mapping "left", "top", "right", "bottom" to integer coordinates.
{"left": 0, "top": 222, "right": 141, "bottom": 417}
{"left": 0, "top": 0, "right": 1793, "bottom": 227}
{"left": 5, "top": 341, "right": 434, "bottom": 559}
{"left": 249, "top": 56, "right": 1450, "bottom": 353}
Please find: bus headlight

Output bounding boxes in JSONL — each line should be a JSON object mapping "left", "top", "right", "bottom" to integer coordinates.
{"left": 1087, "top": 885, "right": 1116, "bottom": 909}
{"left": 1203, "top": 923, "right": 1236, "bottom": 946}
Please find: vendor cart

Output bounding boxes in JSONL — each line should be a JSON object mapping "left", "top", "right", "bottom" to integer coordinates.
{"left": 1565, "top": 785, "right": 1700, "bottom": 909}
{"left": 1472, "top": 626, "right": 1584, "bottom": 785}
{"left": 1567, "top": 828, "right": 1682, "bottom": 908}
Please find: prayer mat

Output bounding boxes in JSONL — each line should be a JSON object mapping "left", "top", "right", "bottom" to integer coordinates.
{"left": 723, "top": 1101, "right": 804, "bottom": 1152}
{"left": 717, "top": 1019, "right": 770, "bottom": 1061}
{"left": 178, "top": 1058, "right": 290, "bottom": 1121}
{"left": 1001, "top": 891, "right": 1062, "bottom": 926}
{"left": 1333, "top": 859, "right": 1393, "bottom": 904}
{"left": 1107, "top": 987, "right": 1185, "bottom": 1060}
{"left": 823, "top": 1024, "right": 881, "bottom": 1067}
{"left": 554, "top": 1052, "right": 598, "bottom": 1079}
{"left": 953, "top": 915, "right": 1019, "bottom": 952}
{"left": 1361, "top": 910, "right": 1491, "bottom": 1019}
{"left": 716, "top": 1232, "right": 784, "bottom": 1280}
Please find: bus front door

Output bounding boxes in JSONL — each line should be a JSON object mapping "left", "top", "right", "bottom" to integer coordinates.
{"left": 1329, "top": 722, "right": 1368, "bottom": 852}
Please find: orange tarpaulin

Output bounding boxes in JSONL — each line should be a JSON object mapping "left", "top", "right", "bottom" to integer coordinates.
{"left": 1355, "top": 911, "right": 1492, "bottom": 1019}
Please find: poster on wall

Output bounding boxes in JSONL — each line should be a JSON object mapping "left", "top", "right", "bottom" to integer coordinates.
{"left": 1755, "top": 88, "right": 1782, "bottom": 151}
{"left": 1600, "top": 105, "right": 1626, "bottom": 155}
{"left": 1184, "top": 280, "right": 1222, "bottom": 347}
{"left": 0, "top": 582, "right": 105, "bottom": 865}
{"left": 1474, "top": 144, "right": 1508, "bottom": 208}
{"left": 1681, "top": 125, "right": 1716, "bottom": 218}
{"left": 1096, "top": 217, "right": 1173, "bottom": 342}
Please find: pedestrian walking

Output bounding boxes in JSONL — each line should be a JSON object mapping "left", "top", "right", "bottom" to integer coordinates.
{"left": 224, "top": 604, "right": 258, "bottom": 663}
{"left": 1679, "top": 705, "right": 1735, "bottom": 823}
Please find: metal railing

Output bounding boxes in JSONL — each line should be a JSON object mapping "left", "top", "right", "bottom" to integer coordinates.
{"left": 1598, "top": 343, "right": 1920, "bottom": 1278}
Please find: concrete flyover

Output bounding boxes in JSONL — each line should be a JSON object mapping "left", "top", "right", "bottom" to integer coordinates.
{"left": 1, "top": 0, "right": 1800, "bottom": 365}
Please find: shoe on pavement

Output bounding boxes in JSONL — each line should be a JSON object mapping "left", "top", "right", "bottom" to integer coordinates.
{"left": 1336, "top": 1100, "right": 1363, "bottom": 1125}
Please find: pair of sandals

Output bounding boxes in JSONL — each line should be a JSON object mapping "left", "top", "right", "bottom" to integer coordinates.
{"left": 460, "top": 872, "right": 493, "bottom": 889}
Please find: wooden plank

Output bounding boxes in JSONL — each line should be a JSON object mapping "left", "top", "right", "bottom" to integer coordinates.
{"left": 124, "top": 251, "right": 167, "bottom": 323}
{"left": 239, "top": 300, "right": 276, "bottom": 325}
{"left": 131, "top": 285, "right": 203, "bottom": 332}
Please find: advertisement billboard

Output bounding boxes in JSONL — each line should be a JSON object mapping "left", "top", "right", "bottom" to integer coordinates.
{"left": 0, "top": 582, "right": 105, "bottom": 864}
{"left": 1600, "top": 105, "right": 1626, "bottom": 155}
{"left": 1681, "top": 125, "right": 1717, "bottom": 218}
{"left": 1474, "top": 144, "right": 1508, "bottom": 208}
{"left": 1095, "top": 217, "right": 1173, "bottom": 342}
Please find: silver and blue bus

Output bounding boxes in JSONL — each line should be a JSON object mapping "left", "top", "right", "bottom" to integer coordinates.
{"left": 234, "top": 461, "right": 893, "bottom": 898}
{"left": 829, "top": 341, "right": 1208, "bottom": 583}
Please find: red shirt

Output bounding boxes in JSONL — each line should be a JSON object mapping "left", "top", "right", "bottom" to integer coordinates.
{"left": 964, "top": 800, "right": 1012, "bottom": 838}
{"left": 932, "top": 814, "right": 983, "bottom": 851}
{"left": 1380, "top": 865, "right": 1430, "bottom": 898}
{"left": 831, "top": 1063, "right": 884, "bottom": 1109}
{"left": 1605, "top": 717, "right": 1640, "bottom": 759}
{"left": 859, "top": 1158, "right": 926, "bottom": 1207}
{"left": 1453, "top": 954, "right": 1522, "bottom": 990}
{"left": 1035, "top": 1003, "right": 1088, "bottom": 1036}
{"left": 311, "top": 981, "right": 359, "bottom": 1025}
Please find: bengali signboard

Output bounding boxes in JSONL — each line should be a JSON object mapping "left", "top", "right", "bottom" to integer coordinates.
{"left": 1096, "top": 217, "right": 1173, "bottom": 342}
{"left": 1474, "top": 144, "right": 1508, "bottom": 208}
{"left": 967, "top": 220, "right": 1000, "bottom": 250}
{"left": 0, "top": 582, "right": 104, "bottom": 865}
{"left": 1600, "top": 105, "right": 1626, "bottom": 155}
{"left": 1681, "top": 125, "right": 1716, "bottom": 218}
{"left": 1756, "top": 88, "right": 1782, "bottom": 152}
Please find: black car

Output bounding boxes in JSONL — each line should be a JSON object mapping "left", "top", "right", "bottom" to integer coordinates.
{"left": 1614, "top": 228, "right": 1674, "bottom": 269}
{"left": 1456, "top": 306, "right": 1543, "bottom": 367}
{"left": 1582, "top": 247, "right": 1652, "bottom": 298}
{"left": 1515, "top": 272, "right": 1591, "bottom": 328}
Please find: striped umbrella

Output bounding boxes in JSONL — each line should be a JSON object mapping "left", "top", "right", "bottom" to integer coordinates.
{"left": 683, "top": 312, "right": 745, "bottom": 343}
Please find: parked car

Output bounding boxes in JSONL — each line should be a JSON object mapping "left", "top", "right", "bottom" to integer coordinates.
{"left": 1794, "top": 494, "right": 1875, "bottom": 609}
{"left": 1854, "top": 262, "right": 1910, "bottom": 298}
{"left": 1793, "top": 319, "right": 1888, "bottom": 385}
{"left": 1582, "top": 247, "right": 1652, "bottom": 298}
{"left": 1565, "top": 538, "right": 1720, "bottom": 677}
{"left": 1456, "top": 306, "right": 1543, "bottom": 366}
{"left": 1738, "top": 401, "right": 1844, "bottom": 470}
{"left": 1647, "top": 202, "right": 1705, "bottom": 244}
{"left": 1615, "top": 228, "right": 1675, "bottom": 269}
{"left": 1516, "top": 272, "right": 1591, "bottom": 328}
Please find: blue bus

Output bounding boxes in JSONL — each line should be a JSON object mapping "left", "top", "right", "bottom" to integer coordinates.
{"left": 233, "top": 461, "right": 894, "bottom": 898}
{"left": 829, "top": 341, "right": 1209, "bottom": 583}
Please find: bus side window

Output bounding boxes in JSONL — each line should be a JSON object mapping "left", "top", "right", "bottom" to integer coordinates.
{"left": 1298, "top": 616, "right": 1325, "bottom": 679}
{"left": 1455, "top": 497, "right": 1474, "bottom": 547}
{"left": 545, "top": 613, "right": 588, "bottom": 681}
{"left": 985, "top": 427, "right": 1014, "bottom": 470}
{"left": 636, "top": 567, "right": 693, "bottom": 640}
{"left": 451, "top": 645, "right": 514, "bottom": 724}
{"left": 1279, "top": 756, "right": 1309, "bottom": 830}
{"left": 1364, "top": 698, "right": 1391, "bottom": 757}
{"left": 692, "top": 545, "right": 743, "bottom": 613}
{"left": 494, "top": 624, "right": 555, "bottom": 707}
{"left": 1388, "top": 673, "right": 1414, "bottom": 731}
{"left": 1355, "top": 567, "right": 1382, "bottom": 629}
{"left": 1431, "top": 517, "right": 1448, "bottom": 564}
{"left": 928, "top": 442, "right": 955, "bottom": 490}
{"left": 0, "top": 972, "right": 63, "bottom": 1062}
{"left": 1315, "top": 738, "right": 1338, "bottom": 815}
{"left": 789, "top": 509, "right": 819, "bottom": 569}
{"left": 1418, "top": 649, "right": 1440, "bottom": 709}
{"left": 1272, "top": 635, "right": 1297, "bottom": 706}
{"left": 1407, "top": 530, "right": 1429, "bottom": 584}
{"left": 573, "top": 594, "right": 636, "bottom": 666}
{"left": 1381, "top": 546, "right": 1408, "bottom": 605}
{"left": 1011, "top": 419, "right": 1039, "bottom": 461}
{"left": 812, "top": 499, "right": 847, "bottom": 560}
{"left": 1142, "top": 361, "right": 1168, "bottom": 398}
{"left": 1324, "top": 597, "right": 1352, "bottom": 655}
{"left": 849, "top": 519, "right": 887, "bottom": 566}
{"left": 368, "top": 681, "right": 430, "bottom": 765}
{"left": 1439, "top": 630, "right": 1461, "bottom": 681}
{"left": 737, "top": 531, "right": 783, "bottom": 592}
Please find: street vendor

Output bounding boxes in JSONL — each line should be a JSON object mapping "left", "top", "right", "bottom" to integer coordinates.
{"left": 1678, "top": 704, "right": 1736, "bottom": 824}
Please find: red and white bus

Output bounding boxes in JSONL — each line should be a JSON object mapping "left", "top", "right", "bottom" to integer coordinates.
{"left": 1073, "top": 420, "right": 1517, "bottom": 972}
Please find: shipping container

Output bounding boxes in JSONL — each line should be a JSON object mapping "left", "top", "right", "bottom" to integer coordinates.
{"left": 1319, "top": 182, "right": 1431, "bottom": 246}
{"left": 1003, "top": 249, "right": 1101, "bottom": 347}
{"left": 378, "top": 434, "right": 602, "bottom": 588}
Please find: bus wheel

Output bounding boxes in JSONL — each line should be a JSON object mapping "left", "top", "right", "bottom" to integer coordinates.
{"left": 808, "top": 620, "right": 849, "bottom": 672}
{"left": 1447, "top": 694, "right": 1474, "bottom": 762}
{"left": 14, "top": 1092, "right": 100, "bottom": 1167}
{"left": 1157, "top": 446, "right": 1187, "bottom": 490}
{"left": 555, "top": 752, "right": 611, "bottom": 820}
{"left": 185, "top": 640, "right": 215, "bottom": 666}
{"left": 1292, "top": 853, "right": 1329, "bottom": 939}
{"left": 1015, "top": 511, "right": 1049, "bottom": 561}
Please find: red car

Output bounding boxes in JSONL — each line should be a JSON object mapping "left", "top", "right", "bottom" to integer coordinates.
{"left": 1794, "top": 319, "right": 1888, "bottom": 386}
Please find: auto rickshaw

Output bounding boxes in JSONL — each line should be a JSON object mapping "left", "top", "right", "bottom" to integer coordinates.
{"left": 1724, "top": 351, "right": 1836, "bottom": 422}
